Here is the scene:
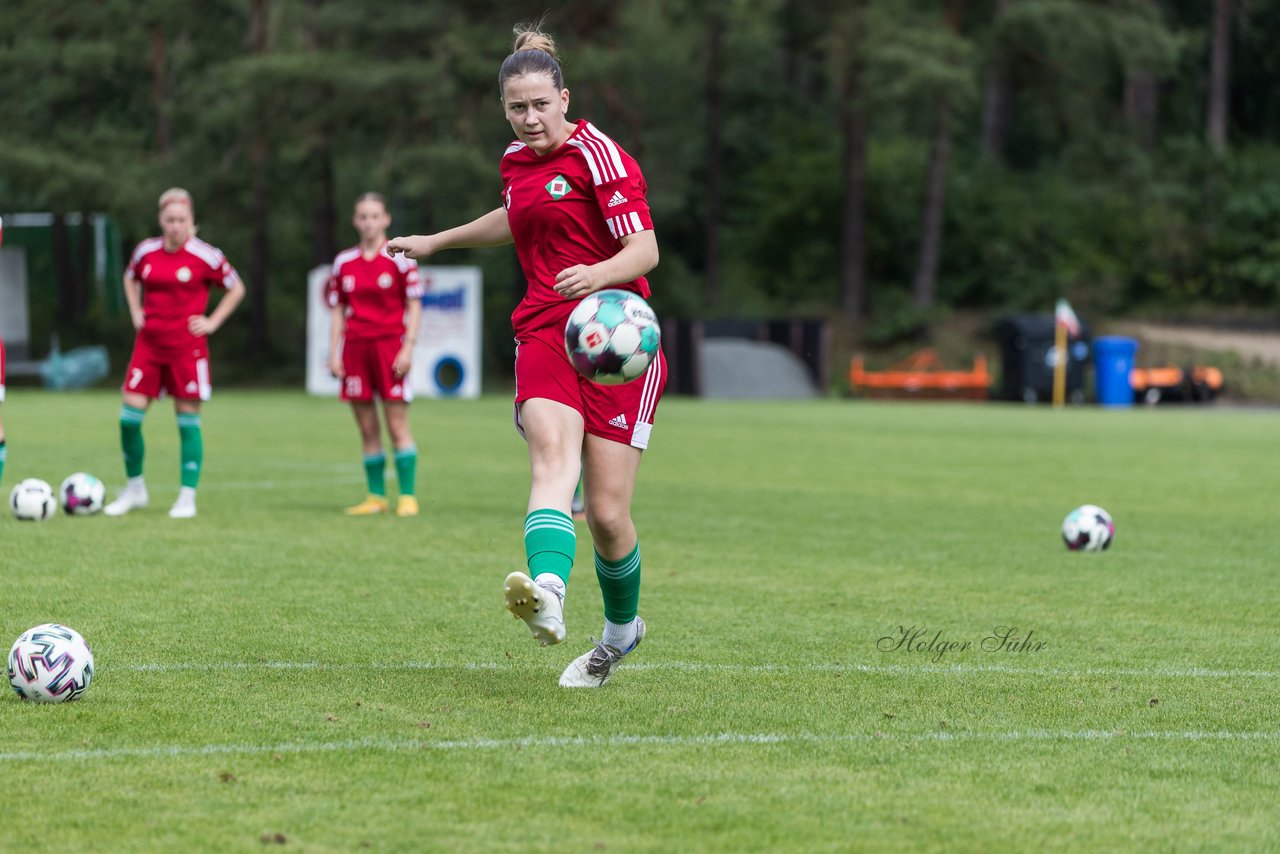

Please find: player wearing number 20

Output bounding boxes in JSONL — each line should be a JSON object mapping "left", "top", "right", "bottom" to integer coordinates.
{"left": 106, "top": 188, "right": 245, "bottom": 519}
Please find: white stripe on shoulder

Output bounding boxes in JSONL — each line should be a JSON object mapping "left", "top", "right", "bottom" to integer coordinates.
{"left": 566, "top": 139, "right": 604, "bottom": 186}
{"left": 392, "top": 253, "right": 418, "bottom": 274}
{"left": 331, "top": 246, "right": 361, "bottom": 274}
{"left": 582, "top": 123, "right": 628, "bottom": 179}
{"left": 503, "top": 141, "right": 528, "bottom": 157}
{"left": 186, "top": 237, "right": 226, "bottom": 269}
{"left": 130, "top": 237, "right": 164, "bottom": 265}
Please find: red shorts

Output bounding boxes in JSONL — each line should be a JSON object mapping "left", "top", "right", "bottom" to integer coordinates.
{"left": 514, "top": 322, "right": 667, "bottom": 449}
{"left": 123, "top": 337, "right": 211, "bottom": 400}
{"left": 341, "top": 336, "right": 411, "bottom": 403}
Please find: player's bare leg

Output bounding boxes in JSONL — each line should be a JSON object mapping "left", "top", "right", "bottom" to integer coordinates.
{"left": 345, "top": 402, "right": 388, "bottom": 514}
{"left": 504, "top": 398, "right": 582, "bottom": 646}
{"left": 105, "top": 391, "right": 152, "bottom": 516}
{"left": 384, "top": 401, "right": 418, "bottom": 517}
{"left": 560, "top": 436, "right": 646, "bottom": 687}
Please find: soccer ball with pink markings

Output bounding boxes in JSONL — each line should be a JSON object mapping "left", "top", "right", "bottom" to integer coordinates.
{"left": 59, "top": 472, "right": 106, "bottom": 515}
{"left": 8, "top": 623, "right": 95, "bottom": 703}
{"left": 1061, "top": 504, "right": 1114, "bottom": 552}
{"left": 564, "top": 289, "right": 661, "bottom": 385}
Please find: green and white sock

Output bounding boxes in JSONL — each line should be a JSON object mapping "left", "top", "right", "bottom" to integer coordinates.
{"left": 176, "top": 412, "right": 203, "bottom": 489}
{"left": 363, "top": 451, "right": 387, "bottom": 497}
{"left": 0, "top": 440, "right": 7, "bottom": 485}
{"left": 120, "top": 404, "right": 146, "bottom": 478}
{"left": 394, "top": 444, "right": 417, "bottom": 497}
{"left": 596, "top": 543, "right": 642, "bottom": 647}
{"left": 524, "top": 508, "right": 576, "bottom": 588}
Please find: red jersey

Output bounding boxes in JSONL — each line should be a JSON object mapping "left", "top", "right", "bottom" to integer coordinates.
{"left": 500, "top": 119, "right": 654, "bottom": 334}
{"left": 326, "top": 246, "right": 422, "bottom": 340}
{"left": 128, "top": 237, "right": 239, "bottom": 349}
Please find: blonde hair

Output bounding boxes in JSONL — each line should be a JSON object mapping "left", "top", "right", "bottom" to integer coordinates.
{"left": 158, "top": 187, "right": 193, "bottom": 212}
{"left": 499, "top": 21, "right": 563, "bottom": 94}
{"left": 354, "top": 191, "right": 387, "bottom": 211}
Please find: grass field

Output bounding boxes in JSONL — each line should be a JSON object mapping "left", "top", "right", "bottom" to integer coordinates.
{"left": 1, "top": 390, "right": 1277, "bottom": 851}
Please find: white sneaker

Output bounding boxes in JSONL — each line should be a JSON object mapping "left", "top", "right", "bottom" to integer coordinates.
{"left": 503, "top": 571, "right": 565, "bottom": 646}
{"left": 559, "top": 617, "right": 646, "bottom": 688}
{"left": 104, "top": 485, "right": 149, "bottom": 517}
{"left": 168, "top": 491, "right": 197, "bottom": 519}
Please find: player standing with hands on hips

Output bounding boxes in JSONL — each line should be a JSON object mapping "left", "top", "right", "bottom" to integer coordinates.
{"left": 388, "top": 23, "right": 666, "bottom": 687}
{"left": 327, "top": 192, "right": 423, "bottom": 517}
{"left": 105, "top": 188, "right": 245, "bottom": 519}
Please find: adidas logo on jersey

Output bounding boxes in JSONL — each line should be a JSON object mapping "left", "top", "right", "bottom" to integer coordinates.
{"left": 607, "top": 191, "right": 628, "bottom": 208}
{"left": 608, "top": 414, "right": 629, "bottom": 430}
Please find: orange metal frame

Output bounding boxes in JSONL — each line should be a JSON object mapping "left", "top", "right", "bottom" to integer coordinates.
{"left": 849, "top": 349, "right": 991, "bottom": 398}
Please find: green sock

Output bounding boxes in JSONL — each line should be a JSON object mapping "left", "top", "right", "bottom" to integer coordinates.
{"left": 363, "top": 452, "right": 387, "bottom": 497}
{"left": 0, "top": 440, "right": 6, "bottom": 485}
{"left": 176, "top": 412, "right": 203, "bottom": 489}
{"left": 524, "top": 509, "right": 576, "bottom": 586}
{"left": 595, "top": 543, "right": 642, "bottom": 623}
{"left": 120, "top": 404, "right": 146, "bottom": 478}
{"left": 394, "top": 445, "right": 417, "bottom": 497}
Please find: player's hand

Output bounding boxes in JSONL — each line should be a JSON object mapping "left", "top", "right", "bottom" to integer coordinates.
{"left": 188, "top": 315, "right": 217, "bottom": 336}
{"left": 392, "top": 346, "right": 413, "bottom": 378}
{"left": 329, "top": 353, "right": 344, "bottom": 379}
{"left": 386, "top": 235, "right": 434, "bottom": 260}
{"left": 130, "top": 308, "right": 146, "bottom": 331}
{"left": 554, "top": 264, "right": 605, "bottom": 299}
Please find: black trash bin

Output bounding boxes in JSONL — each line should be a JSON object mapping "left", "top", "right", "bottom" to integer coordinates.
{"left": 992, "top": 314, "right": 1091, "bottom": 403}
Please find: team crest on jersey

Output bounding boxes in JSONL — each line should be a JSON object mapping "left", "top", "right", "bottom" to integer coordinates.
{"left": 545, "top": 175, "right": 570, "bottom": 200}
{"left": 176, "top": 266, "right": 192, "bottom": 282}
{"left": 377, "top": 272, "right": 394, "bottom": 289}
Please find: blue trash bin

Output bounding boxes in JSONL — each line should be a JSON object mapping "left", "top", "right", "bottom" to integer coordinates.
{"left": 1093, "top": 336, "right": 1139, "bottom": 407}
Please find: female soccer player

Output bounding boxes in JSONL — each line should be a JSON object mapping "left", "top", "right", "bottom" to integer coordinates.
{"left": 104, "top": 188, "right": 245, "bottom": 519}
{"left": 388, "top": 24, "right": 665, "bottom": 687}
{"left": 327, "top": 192, "right": 423, "bottom": 517}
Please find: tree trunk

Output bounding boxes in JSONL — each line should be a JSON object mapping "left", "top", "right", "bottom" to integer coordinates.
{"left": 979, "top": 0, "right": 1012, "bottom": 159}
{"left": 1124, "top": 70, "right": 1158, "bottom": 151}
{"left": 912, "top": 102, "right": 953, "bottom": 309}
{"left": 837, "top": 10, "right": 868, "bottom": 321}
{"left": 151, "top": 23, "right": 172, "bottom": 158}
{"left": 703, "top": 11, "right": 724, "bottom": 310}
{"left": 247, "top": 0, "right": 270, "bottom": 355}
{"left": 303, "top": 0, "right": 335, "bottom": 267}
{"left": 1207, "top": 0, "right": 1231, "bottom": 153}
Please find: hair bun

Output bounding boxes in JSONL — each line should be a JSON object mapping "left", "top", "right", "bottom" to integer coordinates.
{"left": 513, "top": 28, "right": 557, "bottom": 60}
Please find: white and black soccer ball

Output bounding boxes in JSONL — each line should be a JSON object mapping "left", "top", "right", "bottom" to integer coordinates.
{"left": 59, "top": 472, "right": 106, "bottom": 516}
{"left": 9, "top": 478, "right": 57, "bottom": 521}
{"left": 1062, "top": 504, "right": 1115, "bottom": 552}
{"left": 8, "top": 623, "right": 95, "bottom": 703}
{"left": 564, "top": 289, "right": 661, "bottom": 385}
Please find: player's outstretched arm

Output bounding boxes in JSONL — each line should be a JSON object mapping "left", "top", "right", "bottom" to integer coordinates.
{"left": 386, "top": 207, "right": 512, "bottom": 259}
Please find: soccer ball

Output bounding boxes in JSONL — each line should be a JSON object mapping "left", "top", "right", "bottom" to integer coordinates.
{"left": 60, "top": 472, "right": 106, "bottom": 515}
{"left": 564, "top": 289, "right": 661, "bottom": 385}
{"left": 8, "top": 623, "right": 95, "bottom": 703}
{"left": 9, "top": 478, "right": 57, "bottom": 521}
{"left": 1062, "top": 504, "right": 1115, "bottom": 552}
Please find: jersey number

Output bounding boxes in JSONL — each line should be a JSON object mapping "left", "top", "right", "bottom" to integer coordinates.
{"left": 128, "top": 368, "right": 144, "bottom": 389}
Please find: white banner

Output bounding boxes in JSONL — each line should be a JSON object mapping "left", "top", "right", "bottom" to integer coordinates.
{"left": 306, "top": 265, "right": 482, "bottom": 398}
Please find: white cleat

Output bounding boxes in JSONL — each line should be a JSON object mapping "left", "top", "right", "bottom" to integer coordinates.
{"left": 503, "top": 571, "right": 565, "bottom": 646}
{"left": 168, "top": 492, "right": 197, "bottom": 519}
{"left": 559, "top": 617, "right": 646, "bottom": 688}
{"left": 104, "top": 487, "right": 149, "bottom": 517}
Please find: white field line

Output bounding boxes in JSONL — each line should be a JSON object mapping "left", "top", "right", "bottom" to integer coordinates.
{"left": 3, "top": 730, "right": 1280, "bottom": 763}
{"left": 196, "top": 475, "right": 364, "bottom": 491}
{"left": 120, "top": 660, "right": 1280, "bottom": 679}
